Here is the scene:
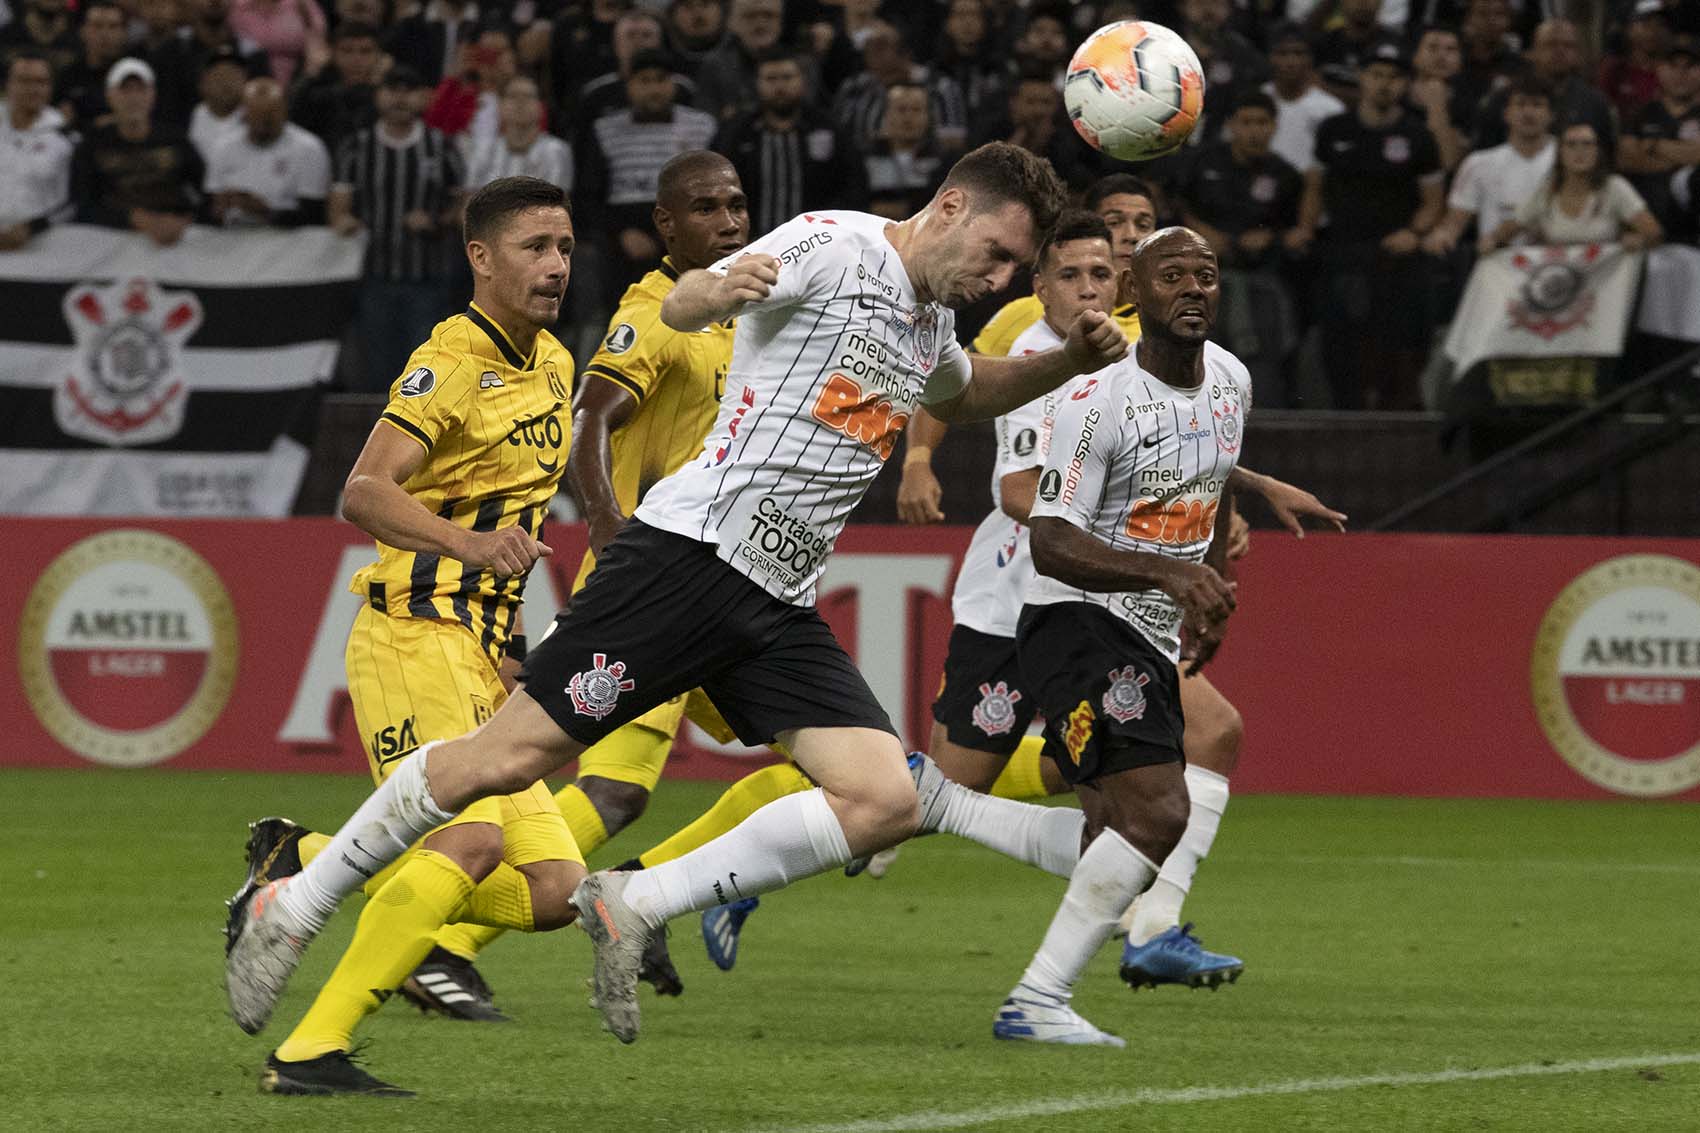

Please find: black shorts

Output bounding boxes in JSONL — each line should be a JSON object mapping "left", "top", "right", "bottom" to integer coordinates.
{"left": 521, "top": 521, "right": 895, "bottom": 748}
{"left": 931, "top": 624, "right": 1040, "bottom": 757}
{"left": 1015, "top": 601, "right": 1184, "bottom": 785}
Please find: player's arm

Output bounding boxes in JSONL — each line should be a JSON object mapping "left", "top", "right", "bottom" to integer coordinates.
{"left": 896, "top": 408, "right": 950, "bottom": 524}
{"left": 660, "top": 253, "right": 780, "bottom": 331}
{"left": 1226, "top": 466, "right": 1347, "bottom": 536}
{"left": 567, "top": 374, "right": 639, "bottom": 555}
{"left": 927, "top": 310, "right": 1128, "bottom": 423}
{"left": 342, "top": 420, "right": 552, "bottom": 577}
{"left": 1000, "top": 468, "right": 1039, "bottom": 523}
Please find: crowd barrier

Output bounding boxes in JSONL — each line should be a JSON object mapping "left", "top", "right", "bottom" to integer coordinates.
{"left": 5, "top": 518, "right": 1698, "bottom": 801}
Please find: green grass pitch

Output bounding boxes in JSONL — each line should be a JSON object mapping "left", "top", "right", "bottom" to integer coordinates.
{"left": 2, "top": 768, "right": 1697, "bottom": 1130}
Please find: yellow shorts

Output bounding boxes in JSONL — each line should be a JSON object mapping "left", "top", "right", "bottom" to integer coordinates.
{"left": 345, "top": 604, "right": 580, "bottom": 866}
{"left": 576, "top": 688, "right": 736, "bottom": 791}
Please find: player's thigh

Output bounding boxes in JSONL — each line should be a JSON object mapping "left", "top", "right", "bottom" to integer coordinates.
{"left": 1178, "top": 667, "right": 1242, "bottom": 775}
{"left": 930, "top": 722, "right": 1010, "bottom": 792}
{"left": 575, "top": 694, "right": 686, "bottom": 791}
{"left": 780, "top": 725, "right": 911, "bottom": 810}
{"left": 345, "top": 606, "right": 503, "bottom": 785}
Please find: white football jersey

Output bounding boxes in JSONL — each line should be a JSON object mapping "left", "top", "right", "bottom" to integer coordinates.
{"left": 951, "top": 317, "right": 1095, "bottom": 638}
{"left": 1025, "top": 341, "right": 1252, "bottom": 661}
{"left": 636, "top": 211, "right": 972, "bottom": 604}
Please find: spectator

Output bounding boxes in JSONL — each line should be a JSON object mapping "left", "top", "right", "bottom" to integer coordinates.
{"left": 1424, "top": 73, "right": 1553, "bottom": 256}
{"left": 696, "top": 0, "right": 784, "bottom": 122}
{"left": 463, "top": 74, "right": 573, "bottom": 192}
{"left": 205, "top": 76, "right": 330, "bottom": 226}
{"left": 1596, "top": 1, "right": 1667, "bottom": 120}
{"left": 1408, "top": 24, "right": 1468, "bottom": 171}
{"left": 1010, "top": 4, "right": 1070, "bottom": 85}
{"left": 1180, "top": 0, "right": 1269, "bottom": 141}
{"left": 1315, "top": 0, "right": 1389, "bottom": 102}
{"left": 54, "top": 0, "right": 127, "bottom": 130}
{"left": 715, "top": 46, "right": 864, "bottom": 234}
{"left": 387, "top": 0, "right": 478, "bottom": 87}
{"left": 1619, "top": 35, "right": 1700, "bottom": 240}
{"left": 576, "top": 9, "right": 700, "bottom": 126}
{"left": 1305, "top": 41, "right": 1445, "bottom": 408}
{"left": 863, "top": 80, "right": 944, "bottom": 219}
{"left": 289, "top": 20, "right": 382, "bottom": 155}
{"left": 157, "top": 0, "right": 269, "bottom": 97}
{"left": 135, "top": 0, "right": 198, "bottom": 126}
{"left": 329, "top": 65, "right": 465, "bottom": 390}
{"left": 666, "top": 0, "right": 727, "bottom": 76}
{"left": 0, "top": 50, "right": 72, "bottom": 249}
{"left": 1453, "top": 0, "right": 1520, "bottom": 118}
{"left": 1473, "top": 20, "right": 1614, "bottom": 151}
{"left": 833, "top": 21, "right": 966, "bottom": 153}
{"left": 577, "top": 48, "right": 718, "bottom": 289}
{"left": 423, "top": 22, "right": 517, "bottom": 154}
{"left": 932, "top": 0, "right": 1011, "bottom": 128}
{"left": 0, "top": 0, "right": 78, "bottom": 80}
{"left": 547, "top": 0, "right": 629, "bottom": 105}
{"left": 1483, "top": 121, "right": 1661, "bottom": 251}
{"left": 229, "top": 0, "right": 328, "bottom": 88}
{"left": 974, "top": 64, "right": 1095, "bottom": 189}
{"left": 1176, "top": 89, "right": 1304, "bottom": 396}
{"left": 1263, "top": 23, "right": 1344, "bottom": 176}
{"left": 70, "top": 57, "right": 204, "bottom": 244}
{"left": 188, "top": 43, "right": 249, "bottom": 160}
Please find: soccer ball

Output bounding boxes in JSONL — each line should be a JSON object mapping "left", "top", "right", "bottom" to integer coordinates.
{"left": 1064, "top": 21, "right": 1205, "bottom": 162}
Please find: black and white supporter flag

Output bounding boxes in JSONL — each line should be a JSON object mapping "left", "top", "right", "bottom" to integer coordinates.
{"left": 0, "top": 225, "right": 364, "bottom": 516}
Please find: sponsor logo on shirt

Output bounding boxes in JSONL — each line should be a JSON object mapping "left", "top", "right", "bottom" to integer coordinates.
{"left": 1059, "top": 407, "right": 1103, "bottom": 505}
{"left": 739, "top": 496, "right": 833, "bottom": 583}
{"left": 1383, "top": 135, "right": 1411, "bottom": 163}
{"left": 400, "top": 366, "right": 435, "bottom": 397}
{"left": 780, "top": 230, "right": 833, "bottom": 265}
{"left": 811, "top": 372, "right": 910, "bottom": 459}
{"left": 1012, "top": 428, "right": 1037, "bottom": 456}
{"left": 604, "top": 323, "right": 637, "bottom": 353}
{"left": 711, "top": 385, "right": 757, "bottom": 465}
{"left": 1125, "top": 496, "right": 1219, "bottom": 545}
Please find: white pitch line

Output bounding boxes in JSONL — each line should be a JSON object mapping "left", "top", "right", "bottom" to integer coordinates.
{"left": 1242, "top": 854, "right": 1700, "bottom": 876}
{"left": 774, "top": 1052, "right": 1700, "bottom": 1133}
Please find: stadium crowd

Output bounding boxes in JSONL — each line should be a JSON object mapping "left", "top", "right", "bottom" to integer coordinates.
{"left": 1, "top": 0, "right": 1697, "bottom": 408}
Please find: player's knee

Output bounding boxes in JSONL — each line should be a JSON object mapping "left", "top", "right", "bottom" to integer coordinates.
{"left": 426, "top": 827, "right": 505, "bottom": 881}
{"left": 1194, "top": 705, "right": 1244, "bottom": 773}
{"left": 522, "top": 860, "right": 588, "bottom": 931}
{"left": 577, "top": 776, "right": 650, "bottom": 837}
{"left": 1113, "top": 787, "right": 1188, "bottom": 863}
{"left": 868, "top": 774, "right": 921, "bottom": 840}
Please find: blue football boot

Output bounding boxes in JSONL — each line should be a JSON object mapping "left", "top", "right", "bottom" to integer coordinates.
{"left": 701, "top": 896, "right": 760, "bottom": 971}
{"left": 1119, "top": 923, "right": 1244, "bottom": 990}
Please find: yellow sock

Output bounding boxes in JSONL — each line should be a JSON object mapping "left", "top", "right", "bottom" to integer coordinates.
{"left": 297, "top": 831, "right": 329, "bottom": 865}
{"left": 274, "top": 849, "right": 474, "bottom": 1062}
{"left": 554, "top": 783, "right": 610, "bottom": 857}
{"left": 428, "top": 860, "right": 535, "bottom": 962}
{"left": 991, "top": 735, "right": 1050, "bottom": 800}
{"left": 639, "top": 762, "right": 813, "bottom": 867}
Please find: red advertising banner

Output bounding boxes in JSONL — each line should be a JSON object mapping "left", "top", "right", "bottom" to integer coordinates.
{"left": 4, "top": 519, "right": 1698, "bottom": 801}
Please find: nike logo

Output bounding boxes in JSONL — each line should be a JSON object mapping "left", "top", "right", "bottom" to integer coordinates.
{"left": 728, "top": 870, "right": 742, "bottom": 896}
{"left": 1142, "top": 433, "right": 1167, "bottom": 448}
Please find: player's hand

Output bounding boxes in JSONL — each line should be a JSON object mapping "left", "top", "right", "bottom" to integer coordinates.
{"left": 897, "top": 460, "right": 944, "bottom": 524}
{"left": 1226, "top": 508, "right": 1251, "bottom": 561}
{"left": 458, "top": 526, "right": 553, "bottom": 577}
{"left": 1157, "top": 560, "right": 1236, "bottom": 638}
{"left": 716, "top": 253, "right": 781, "bottom": 310}
{"left": 1258, "top": 478, "right": 1347, "bottom": 537}
{"left": 1064, "top": 308, "right": 1128, "bottom": 373}
{"left": 585, "top": 508, "right": 627, "bottom": 558}
{"left": 1180, "top": 618, "right": 1227, "bottom": 676}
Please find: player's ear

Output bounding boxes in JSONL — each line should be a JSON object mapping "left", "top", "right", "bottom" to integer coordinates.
{"left": 653, "top": 204, "right": 674, "bottom": 241}
{"left": 465, "top": 238, "right": 490, "bottom": 278}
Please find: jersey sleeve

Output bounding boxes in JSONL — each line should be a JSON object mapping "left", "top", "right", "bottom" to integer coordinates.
{"left": 581, "top": 287, "right": 673, "bottom": 404}
{"left": 1028, "top": 382, "right": 1122, "bottom": 532}
{"left": 920, "top": 333, "right": 971, "bottom": 406}
{"left": 709, "top": 214, "right": 843, "bottom": 311}
{"left": 992, "top": 395, "right": 1050, "bottom": 480}
{"left": 376, "top": 345, "right": 476, "bottom": 453}
{"left": 1447, "top": 151, "right": 1484, "bottom": 214}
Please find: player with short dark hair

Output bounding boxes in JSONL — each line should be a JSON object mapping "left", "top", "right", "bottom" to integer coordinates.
{"left": 223, "top": 141, "right": 1129, "bottom": 1048}
{"left": 233, "top": 175, "right": 583, "bottom": 1096}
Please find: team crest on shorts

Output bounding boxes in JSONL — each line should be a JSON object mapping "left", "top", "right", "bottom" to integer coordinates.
{"left": 971, "top": 680, "right": 1022, "bottom": 736}
{"left": 1102, "top": 665, "right": 1151, "bottom": 723}
{"left": 1063, "top": 700, "right": 1094, "bottom": 764}
{"left": 567, "top": 652, "right": 635, "bottom": 720}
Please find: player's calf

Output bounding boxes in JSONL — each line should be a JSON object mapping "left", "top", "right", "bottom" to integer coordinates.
{"left": 519, "top": 858, "right": 587, "bottom": 931}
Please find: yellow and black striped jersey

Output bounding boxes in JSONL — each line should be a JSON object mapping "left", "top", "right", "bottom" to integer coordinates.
{"left": 574, "top": 256, "right": 733, "bottom": 590}
{"left": 971, "top": 295, "right": 1141, "bottom": 356}
{"left": 349, "top": 302, "right": 574, "bottom": 663}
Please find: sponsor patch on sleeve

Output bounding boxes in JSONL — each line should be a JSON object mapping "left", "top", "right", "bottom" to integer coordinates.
{"left": 604, "top": 323, "right": 637, "bottom": 354}
{"left": 399, "top": 366, "right": 435, "bottom": 397}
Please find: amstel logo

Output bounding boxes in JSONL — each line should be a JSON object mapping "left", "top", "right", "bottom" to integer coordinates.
{"left": 17, "top": 530, "right": 238, "bottom": 767}
{"left": 1530, "top": 554, "right": 1700, "bottom": 797}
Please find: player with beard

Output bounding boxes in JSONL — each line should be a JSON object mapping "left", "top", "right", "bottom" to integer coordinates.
{"left": 907, "top": 228, "right": 1340, "bottom": 1045}
{"left": 224, "top": 142, "right": 1133, "bottom": 1048}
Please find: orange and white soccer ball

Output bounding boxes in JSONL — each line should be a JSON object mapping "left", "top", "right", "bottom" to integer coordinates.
{"left": 1064, "top": 21, "right": 1205, "bottom": 162}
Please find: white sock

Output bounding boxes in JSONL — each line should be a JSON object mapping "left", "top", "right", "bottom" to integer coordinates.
{"left": 1020, "top": 829, "right": 1157, "bottom": 1000}
{"left": 1127, "top": 765, "right": 1230, "bottom": 945}
{"left": 936, "top": 780, "right": 1084, "bottom": 878}
{"left": 275, "top": 742, "right": 455, "bottom": 934}
{"left": 621, "top": 788, "right": 851, "bottom": 929}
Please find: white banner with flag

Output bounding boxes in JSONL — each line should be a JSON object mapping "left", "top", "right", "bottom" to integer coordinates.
{"left": 0, "top": 224, "right": 365, "bottom": 516}
{"left": 1443, "top": 244, "right": 1644, "bottom": 380}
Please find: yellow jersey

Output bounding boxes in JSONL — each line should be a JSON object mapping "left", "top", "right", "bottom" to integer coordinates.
{"left": 574, "top": 257, "right": 733, "bottom": 590}
{"left": 971, "top": 295, "right": 1141, "bottom": 356}
{"left": 350, "top": 302, "right": 574, "bottom": 664}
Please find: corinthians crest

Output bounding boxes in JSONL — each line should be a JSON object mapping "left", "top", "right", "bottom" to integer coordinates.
{"left": 971, "top": 680, "right": 1022, "bottom": 736}
{"left": 1506, "top": 245, "right": 1600, "bottom": 340}
{"left": 568, "top": 652, "right": 636, "bottom": 719}
{"left": 57, "top": 277, "right": 203, "bottom": 445}
{"left": 1102, "top": 665, "right": 1150, "bottom": 723}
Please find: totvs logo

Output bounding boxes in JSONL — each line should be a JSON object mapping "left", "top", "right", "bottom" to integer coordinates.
{"left": 1530, "top": 554, "right": 1700, "bottom": 797}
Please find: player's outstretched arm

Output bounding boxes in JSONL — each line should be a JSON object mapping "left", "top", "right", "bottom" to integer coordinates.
{"left": 929, "top": 309, "right": 1127, "bottom": 423}
{"left": 1227, "top": 466, "right": 1347, "bottom": 537}
{"left": 659, "top": 254, "right": 780, "bottom": 332}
